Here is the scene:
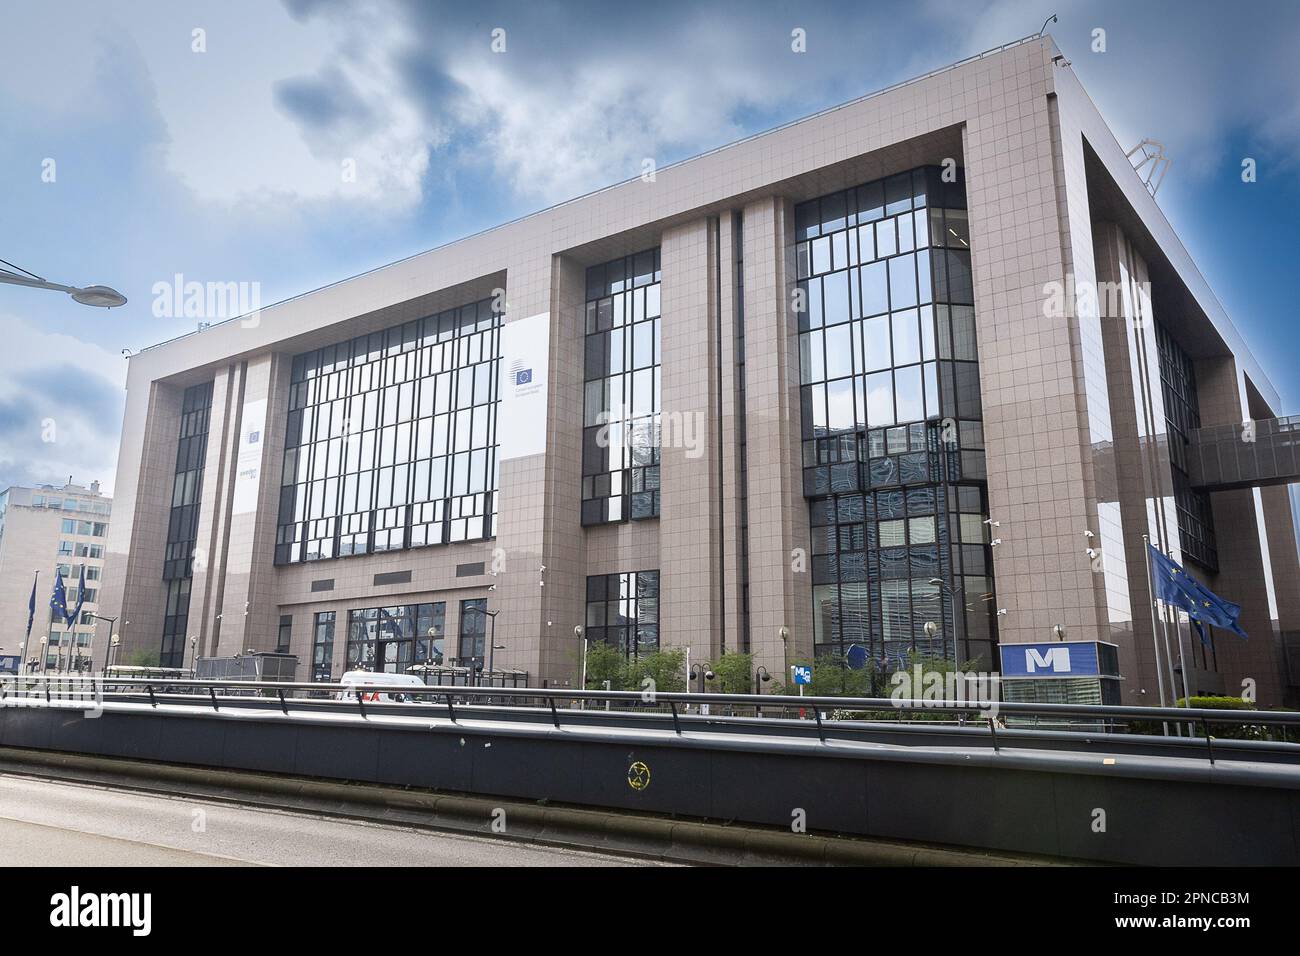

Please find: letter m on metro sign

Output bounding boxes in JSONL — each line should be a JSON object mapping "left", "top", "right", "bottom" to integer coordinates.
{"left": 999, "top": 641, "right": 1104, "bottom": 678}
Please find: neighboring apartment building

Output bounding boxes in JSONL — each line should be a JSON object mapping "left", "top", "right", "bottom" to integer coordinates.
{"left": 0, "top": 480, "right": 112, "bottom": 670}
{"left": 100, "top": 35, "right": 1300, "bottom": 706}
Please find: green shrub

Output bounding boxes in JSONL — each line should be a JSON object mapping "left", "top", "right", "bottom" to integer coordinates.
{"left": 583, "top": 644, "right": 686, "bottom": 694}
{"left": 1127, "top": 696, "right": 1287, "bottom": 741}
{"left": 126, "top": 648, "right": 161, "bottom": 668}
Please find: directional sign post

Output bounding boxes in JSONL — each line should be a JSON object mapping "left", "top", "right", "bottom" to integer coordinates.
{"left": 791, "top": 664, "right": 812, "bottom": 697}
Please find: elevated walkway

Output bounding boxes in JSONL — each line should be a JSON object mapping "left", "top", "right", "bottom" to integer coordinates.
{"left": 1187, "top": 415, "right": 1300, "bottom": 491}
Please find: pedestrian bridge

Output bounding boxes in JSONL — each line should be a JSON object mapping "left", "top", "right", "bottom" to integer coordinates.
{"left": 2, "top": 678, "right": 1298, "bottom": 865}
{"left": 1187, "top": 414, "right": 1300, "bottom": 491}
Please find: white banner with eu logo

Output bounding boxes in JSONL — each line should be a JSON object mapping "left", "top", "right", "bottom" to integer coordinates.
{"left": 499, "top": 311, "right": 549, "bottom": 460}
{"left": 231, "top": 398, "right": 267, "bottom": 514}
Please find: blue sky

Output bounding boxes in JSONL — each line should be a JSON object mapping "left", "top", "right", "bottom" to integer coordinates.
{"left": 1, "top": 0, "right": 1298, "bottom": 493}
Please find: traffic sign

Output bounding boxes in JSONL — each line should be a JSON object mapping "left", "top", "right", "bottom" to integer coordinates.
{"left": 792, "top": 665, "right": 812, "bottom": 686}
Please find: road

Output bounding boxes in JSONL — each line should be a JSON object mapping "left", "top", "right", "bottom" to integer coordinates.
{"left": 0, "top": 772, "right": 660, "bottom": 866}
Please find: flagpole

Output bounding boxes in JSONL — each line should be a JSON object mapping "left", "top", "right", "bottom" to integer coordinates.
{"left": 1164, "top": 549, "right": 1194, "bottom": 706}
{"left": 1141, "top": 535, "right": 1168, "bottom": 709}
{"left": 27, "top": 569, "right": 39, "bottom": 682}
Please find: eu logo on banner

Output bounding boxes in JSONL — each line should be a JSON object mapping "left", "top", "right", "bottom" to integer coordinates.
{"left": 515, "top": 368, "right": 533, "bottom": 386}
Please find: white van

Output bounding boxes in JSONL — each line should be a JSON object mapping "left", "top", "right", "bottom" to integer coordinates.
{"left": 335, "top": 670, "right": 429, "bottom": 703}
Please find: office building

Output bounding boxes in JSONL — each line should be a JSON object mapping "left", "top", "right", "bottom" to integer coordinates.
{"left": 99, "top": 35, "right": 1300, "bottom": 705}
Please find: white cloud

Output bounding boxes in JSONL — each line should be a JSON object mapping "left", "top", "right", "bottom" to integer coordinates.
{"left": 0, "top": 313, "right": 126, "bottom": 495}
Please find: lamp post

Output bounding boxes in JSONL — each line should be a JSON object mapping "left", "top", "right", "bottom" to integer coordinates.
{"left": 91, "top": 614, "right": 118, "bottom": 673}
{"left": 689, "top": 663, "right": 715, "bottom": 716}
{"left": 575, "top": 625, "right": 588, "bottom": 696}
{"left": 0, "top": 259, "right": 126, "bottom": 307}
{"left": 754, "top": 665, "right": 772, "bottom": 717}
{"left": 688, "top": 664, "right": 715, "bottom": 692}
{"left": 928, "top": 577, "right": 965, "bottom": 663}
{"left": 38, "top": 637, "right": 47, "bottom": 673}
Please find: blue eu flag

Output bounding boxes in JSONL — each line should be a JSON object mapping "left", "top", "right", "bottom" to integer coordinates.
{"left": 1148, "top": 544, "right": 1247, "bottom": 642}
{"left": 49, "top": 567, "right": 70, "bottom": 627}
{"left": 69, "top": 564, "right": 87, "bottom": 628}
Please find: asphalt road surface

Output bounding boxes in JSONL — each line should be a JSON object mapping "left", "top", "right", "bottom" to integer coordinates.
{"left": 0, "top": 772, "right": 659, "bottom": 866}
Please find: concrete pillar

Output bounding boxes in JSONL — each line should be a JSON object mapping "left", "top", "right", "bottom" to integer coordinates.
{"left": 741, "top": 196, "right": 811, "bottom": 680}
{"left": 100, "top": 377, "right": 185, "bottom": 662}
{"left": 658, "top": 217, "right": 724, "bottom": 663}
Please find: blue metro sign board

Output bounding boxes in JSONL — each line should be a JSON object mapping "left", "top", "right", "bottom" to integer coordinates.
{"left": 999, "top": 641, "right": 1106, "bottom": 679}
{"left": 792, "top": 665, "right": 813, "bottom": 686}
{"left": 0, "top": 655, "right": 19, "bottom": 674}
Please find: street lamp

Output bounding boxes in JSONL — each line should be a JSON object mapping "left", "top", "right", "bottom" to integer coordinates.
{"left": 91, "top": 613, "right": 119, "bottom": 672}
{"left": 575, "top": 625, "right": 588, "bottom": 693}
{"left": 928, "top": 577, "right": 964, "bottom": 662}
{"left": 754, "top": 665, "right": 772, "bottom": 716}
{"left": 0, "top": 259, "right": 126, "bottom": 307}
{"left": 688, "top": 663, "right": 715, "bottom": 693}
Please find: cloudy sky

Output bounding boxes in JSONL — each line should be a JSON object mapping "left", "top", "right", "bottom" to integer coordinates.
{"left": 1, "top": 0, "right": 1298, "bottom": 495}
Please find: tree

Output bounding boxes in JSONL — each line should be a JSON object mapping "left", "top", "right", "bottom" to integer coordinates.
{"left": 126, "top": 648, "right": 161, "bottom": 668}
{"left": 583, "top": 641, "right": 627, "bottom": 690}
{"left": 710, "top": 651, "right": 753, "bottom": 694}
{"left": 772, "top": 653, "right": 874, "bottom": 697}
{"left": 582, "top": 645, "right": 687, "bottom": 694}
{"left": 771, "top": 649, "right": 978, "bottom": 700}
{"left": 627, "top": 648, "right": 686, "bottom": 693}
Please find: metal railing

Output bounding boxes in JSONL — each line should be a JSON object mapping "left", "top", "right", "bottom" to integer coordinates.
{"left": 5, "top": 674, "right": 1300, "bottom": 766}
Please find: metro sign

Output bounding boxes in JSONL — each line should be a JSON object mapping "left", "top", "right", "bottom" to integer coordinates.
{"left": 999, "top": 641, "right": 1104, "bottom": 679}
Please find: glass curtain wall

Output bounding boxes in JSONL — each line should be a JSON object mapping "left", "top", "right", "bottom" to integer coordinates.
{"left": 795, "top": 166, "right": 996, "bottom": 669}
{"left": 311, "top": 611, "right": 336, "bottom": 682}
{"left": 345, "top": 602, "right": 446, "bottom": 673}
{"left": 582, "top": 250, "right": 662, "bottom": 525}
{"left": 277, "top": 297, "right": 501, "bottom": 564}
{"left": 584, "top": 570, "right": 661, "bottom": 658}
{"left": 1155, "top": 322, "right": 1218, "bottom": 571}
{"left": 161, "top": 381, "right": 214, "bottom": 667}
{"left": 457, "top": 597, "right": 487, "bottom": 666}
